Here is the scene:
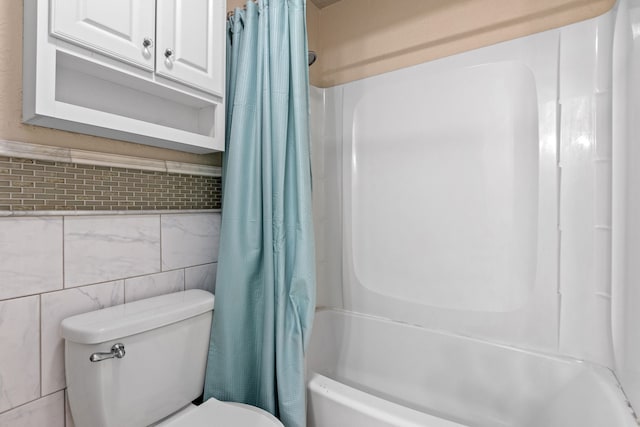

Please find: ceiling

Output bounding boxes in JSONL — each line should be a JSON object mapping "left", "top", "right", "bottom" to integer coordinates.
{"left": 310, "top": 0, "right": 342, "bottom": 9}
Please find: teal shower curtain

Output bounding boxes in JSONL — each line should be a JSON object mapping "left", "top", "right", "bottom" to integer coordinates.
{"left": 204, "top": 1, "right": 316, "bottom": 426}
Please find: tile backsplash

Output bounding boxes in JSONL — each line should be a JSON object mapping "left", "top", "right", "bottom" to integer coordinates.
{"left": 0, "top": 156, "right": 222, "bottom": 211}
{"left": 0, "top": 210, "right": 220, "bottom": 426}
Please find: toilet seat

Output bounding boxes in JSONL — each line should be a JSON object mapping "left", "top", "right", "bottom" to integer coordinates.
{"left": 161, "top": 397, "right": 284, "bottom": 426}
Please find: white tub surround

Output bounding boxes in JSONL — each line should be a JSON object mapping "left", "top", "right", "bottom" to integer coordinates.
{"left": 613, "top": 0, "right": 640, "bottom": 413}
{"left": 313, "top": 24, "right": 562, "bottom": 353}
{"left": 307, "top": 310, "right": 636, "bottom": 427}
{"left": 313, "top": 2, "right": 627, "bottom": 365}
{"left": 309, "top": 0, "right": 640, "bottom": 425}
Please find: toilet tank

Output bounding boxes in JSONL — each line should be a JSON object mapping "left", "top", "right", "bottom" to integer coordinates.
{"left": 61, "top": 290, "right": 215, "bottom": 427}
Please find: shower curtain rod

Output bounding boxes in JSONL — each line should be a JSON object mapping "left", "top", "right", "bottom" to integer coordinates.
{"left": 226, "top": 1, "right": 258, "bottom": 19}
{"left": 226, "top": 0, "right": 317, "bottom": 67}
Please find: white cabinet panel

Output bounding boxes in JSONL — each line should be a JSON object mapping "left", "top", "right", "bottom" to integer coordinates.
{"left": 25, "top": 0, "right": 225, "bottom": 152}
{"left": 156, "top": 0, "right": 225, "bottom": 95}
{"left": 50, "top": 0, "right": 156, "bottom": 70}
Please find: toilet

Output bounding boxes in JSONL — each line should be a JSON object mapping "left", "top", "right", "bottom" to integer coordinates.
{"left": 61, "top": 289, "right": 283, "bottom": 427}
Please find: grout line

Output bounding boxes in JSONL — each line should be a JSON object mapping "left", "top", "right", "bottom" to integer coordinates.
{"left": 555, "top": 31, "right": 563, "bottom": 353}
{"left": 63, "top": 389, "right": 68, "bottom": 427}
{"left": 0, "top": 266, "right": 216, "bottom": 304}
{"left": 184, "top": 261, "right": 218, "bottom": 269}
{"left": 0, "top": 389, "right": 63, "bottom": 417}
{"left": 123, "top": 280, "right": 128, "bottom": 304}
{"left": 159, "top": 213, "right": 163, "bottom": 273}
{"left": 61, "top": 217, "right": 65, "bottom": 289}
{"left": 38, "top": 294, "right": 42, "bottom": 400}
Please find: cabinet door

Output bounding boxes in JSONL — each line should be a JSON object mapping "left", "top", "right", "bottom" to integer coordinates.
{"left": 156, "top": 0, "right": 225, "bottom": 96}
{"left": 50, "top": 0, "right": 156, "bottom": 70}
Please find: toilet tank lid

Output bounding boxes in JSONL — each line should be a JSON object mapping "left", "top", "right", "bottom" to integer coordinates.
{"left": 61, "top": 290, "right": 214, "bottom": 344}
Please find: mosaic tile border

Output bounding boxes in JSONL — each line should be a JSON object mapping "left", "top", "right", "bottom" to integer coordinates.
{"left": 0, "top": 141, "right": 222, "bottom": 211}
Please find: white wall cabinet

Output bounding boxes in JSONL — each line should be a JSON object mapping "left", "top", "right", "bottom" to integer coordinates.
{"left": 50, "top": 0, "right": 156, "bottom": 71}
{"left": 24, "top": 0, "right": 226, "bottom": 153}
{"left": 156, "top": 0, "right": 225, "bottom": 96}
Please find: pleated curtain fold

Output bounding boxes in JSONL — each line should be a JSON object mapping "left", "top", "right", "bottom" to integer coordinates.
{"left": 204, "top": 1, "right": 316, "bottom": 426}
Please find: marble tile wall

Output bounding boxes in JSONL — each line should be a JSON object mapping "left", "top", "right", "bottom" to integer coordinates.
{"left": 0, "top": 211, "right": 220, "bottom": 426}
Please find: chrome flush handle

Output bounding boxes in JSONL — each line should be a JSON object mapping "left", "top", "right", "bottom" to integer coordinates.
{"left": 89, "top": 343, "right": 126, "bottom": 362}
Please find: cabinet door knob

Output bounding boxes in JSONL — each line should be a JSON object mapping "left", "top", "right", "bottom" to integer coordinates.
{"left": 142, "top": 37, "right": 153, "bottom": 48}
{"left": 164, "top": 48, "right": 174, "bottom": 59}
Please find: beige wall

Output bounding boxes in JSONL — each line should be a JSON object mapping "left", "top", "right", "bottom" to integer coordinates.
{"left": 307, "top": 2, "right": 321, "bottom": 86}
{"left": 6, "top": 0, "right": 615, "bottom": 159}
{"left": 313, "top": 0, "right": 616, "bottom": 87}
{"left": 227, "top": 0, "right": 246, "bottom": 10}
{"left": 2, "top": 1, "right": 220, "bottom": 165}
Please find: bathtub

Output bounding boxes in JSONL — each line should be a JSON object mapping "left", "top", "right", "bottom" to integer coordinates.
{"left": 306, "top": 309, "right": 637, "bottom": 427}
